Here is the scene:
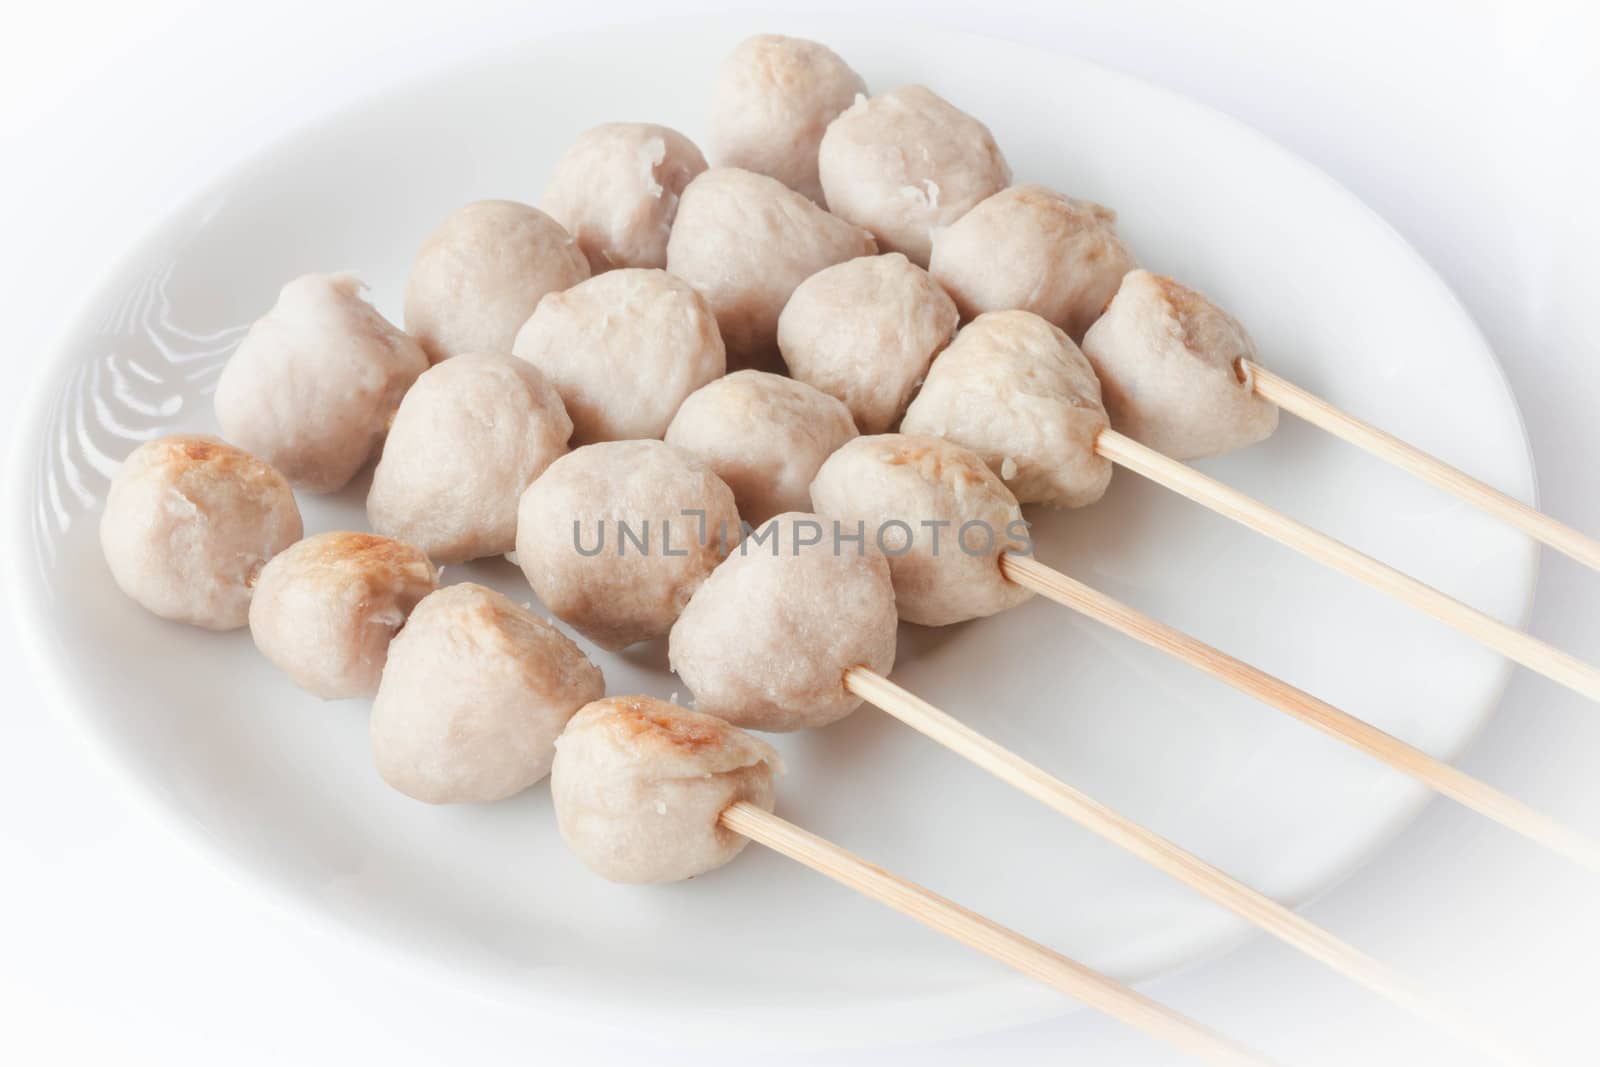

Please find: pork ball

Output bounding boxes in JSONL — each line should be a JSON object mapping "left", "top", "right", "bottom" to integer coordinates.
{"left": 249, "top": 532, "right": 438, "bottom": 699}
{"left": 541, "top": 123, "right": 708, "bottom": 273}
{"left": 929, "top": 185, "right": 1137, "bottom": 342}
{"left": 1081, "top": 270, "right": 1278, "bottom": 460}
{"left": 665, "top": 167, "right": 876, "bottom": 368}
{"left": 707, "top": 34, "right": 867, "bottom": 204}
{"left": 515, "top": 440, "right": 741, "bottom": 651}
{"left": 367, "top": 354, "right": 572, "bottom": 563}
{"left": 214, "top": 273, "right": 427, "bottom": 493}
{"left": 100, "top": 435, "right": 303, "bottom": 630}
{"left": 901, "top": 310, "right": 1112, "bottom": 508}
{"left": 371, "top": 583, "right": 605, "bottom": 804}
{"left": 403, "top": 200, "right": 589, "bottom": 364}
{"left": 670, "top": 512, "right": 897, "bottom": 732}
{"left": 512, "top": 269, "right": 724, "bottom": 444}
{"left": 817, "top": 85, "right": 1010, "bottom": 267}
{"left": 776, "top": 252, "right": 957, "bottom": 434}
{"left": 551, "top": 695, "right": 781, "bottom": 883}
{"left": 663, "top": 371, "right": 856, "bottom": 525}
{"left": 809, "top": 434, "right": 1031, "bottom": 627}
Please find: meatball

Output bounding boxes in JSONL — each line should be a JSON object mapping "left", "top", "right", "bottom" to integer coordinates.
{"left": 515, "top": 440, "right": 741, "bottom": 650}
{"left": 551, "top": 695, "right": 781, "bottom": 883}
{"left": 541, "top": 123, "right": 708, "bottom": 273}
{"left": 214, "top": 273, "right": 427, "bottom": 492}
{"left": 670, "top": 512, "right": 897, "bottom": 732}
{"left": 817, "top": 85, "right": 1010, "bottom": 267}
{"left": 809, "top": 434, "right": 1032, "bottom": 627}
{"left": 777, "top": 252, "right": 957, "bottom": 433}
{"left": 367, "top": 354, "right": 572, "bottom": 563}
{"left": 249, "top": 532, "right": 438, "bottom": 699}
{"left": 901, "top": 310, "right": 1112, "bottom": 508}
{"left": 371, "top": 583, "right": 604, "bottom": 804}
{"left": 1081, "top": 270, "right": 1278, "bottom": 460}
{"left": 403, "top": 200, "right": 589, "bottom": 364}
{"left": 665, "top": 167, "right": 876, "bottom": 368}
{"left": 929, "top": 185, "right": 1137, "bottom": 342}
{"left": 512, "top": 269, "right": 725, "bottom": 444}
{"left": 100, "top": 435, "right": 303, "bottom": 630}
{"left": 707, "top": 34, "right": 866, "bottom": 204}
{"left": 663, "top": 371, "right": 856, "bottom": 525}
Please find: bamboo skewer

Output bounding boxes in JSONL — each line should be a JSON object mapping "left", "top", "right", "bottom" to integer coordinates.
{"left": 843, "top": 669, "right": 1533, "bottom": 1067}
{"left": 720, "top": 803, "right": 1274, "bottom": 1067}
{"left": 1094, "top": 428, "right": 1600, "bottom": 703}
{"left": 1246, "top": 361, "right": 1600, "bottom": 573}
{"left": 999, "top": 553, "right": 1600, "bottom": 873}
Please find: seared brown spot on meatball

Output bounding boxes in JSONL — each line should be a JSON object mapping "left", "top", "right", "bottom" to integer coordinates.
{"left": 173, "top": 437, "right": 221, "bottom": 463}
{"left": 1152, "top": 273, "right": 1213, "bottom": 355}
{"left": 614, "top": 697, "right": 725, "bottom": 753}
{"left": 876, "top": 438, "right": 990, "bottom": 487}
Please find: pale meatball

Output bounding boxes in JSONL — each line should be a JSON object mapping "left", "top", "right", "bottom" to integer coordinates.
{"left": 249, "top": 532, "right": 438, "bottom": 700}
{"left": 817, "top": 85, "right": 1010, "bottom": 267}
{"left": 371, "top": 583, "right": 604, "bottom": 804}
{"left": 707, "top": 34, "right": 867, "bottom": 204}
{"left": 367, "top": 355, "right": 572, "bottom": 563}
{"left": 929, "top": 185, "right": 1137, "bottom": 342}
{"left": 902, "top": 311, "right": 1112, "bottom": 508}
{"left": 512, "top": 269, "right": 725, "bottom": 444}
{"left": 100, "top": 435, "right": 303, "bottom": 630}
{"left": 670, "top": 513, "right": 897, "bottom": 732}
{"left": 809, "top": 435, "right": 1032, "bottom": 627}
{"left": 541, "top": 123, "right": 708, "bottom": 273}
{"left": 551, "top": 696, "right": 781, "bottom": 883}
{"left": 777, "top": 253, "right": 957, "bottom": 433}
{"left": 214, "top": 273, "right": 427, "bottom": 492}
{"left": 664, "top": 371, "right": 856, "bottom": 525}
{"left": 665, "top": 168, "right": 876, "bottom": 368}
{"left": 404, "top": 200, "right": 589, "bottom": 364}
{"left": 1081, "top": 270, "right": 1278, "bottom": 460}
{"left": 515, "top": 441, "right": 740, "bottom": 651}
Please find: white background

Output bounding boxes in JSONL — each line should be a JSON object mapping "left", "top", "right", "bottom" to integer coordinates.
{"left": 4, "top": 1, "right": 1599, "bottom": 1064}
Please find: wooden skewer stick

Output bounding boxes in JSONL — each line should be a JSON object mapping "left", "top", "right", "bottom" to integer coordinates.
{"left": 843, "top": 668, "right": 1534, "bottom": 1067}
{"left": 721, "top": 802, "right": 1274, "bottom": 1067}
{"left": 1000, "top": 553, "right": 1600, "bottom": 873}
{"left": 1095, "top": 427, "right": 1600, "bottom": 703}
{"left": 1246, "top": 360, "right": 1600, "bottom": 573}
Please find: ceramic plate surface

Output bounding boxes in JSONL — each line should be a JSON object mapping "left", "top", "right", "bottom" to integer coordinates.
{"left": 8, "top": 14, "right": 1537, "bottom": 1046}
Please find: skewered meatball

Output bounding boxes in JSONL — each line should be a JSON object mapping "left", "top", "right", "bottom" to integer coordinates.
{"left": 901, "top": 310, "right": 1112, "bottom": 508}
{"left": 707, "top": 34, "right": 866, "bottom": 204}
{"left": 665, "top": 167, "right": 876, "bottom": 368}
{"left": 551, "top": 695, "right": 781, "bottom": 883}
{"left": 249, "top": 532, "right": 438, "bottom": 699}
{"left": 541, "top": 123, "right": 708, "bottom": 273}
{"left": 929, "top": 185, "right": 1136, "bottom": 342}
{"left": 809, "top": 434, "right": 1032, "bottom": 627}
{"left": 515, "top": 440, "right": 741, "bottom": 651}
{"left": 367, "top": 354, "right": 572, "bottom": 563}
{"left": 1081, "top": 270, "right": 1278, "bottom": 460}
{"left": 512, "top": 269, "right": 725, "bottom": 444}
{"left": 776, "top": 252, "right": 957, "bottom": 434}
{"left": 404, "top": 200, "right": 589, "bottom": 365}
{"left": 371, "top": 583, "right": 604, "bottom": 804}
{"left": 817, "top": 85, "right": 1010, "bottom": 267}
{"left": 214, "top": 273, "right": 427, "bottom": 492}
{"left": 670, "top": 512, "right": 897, "bottom": 732}
{"left": 100, "top": 435, "right": 303, "bottom": 630}
{"left": 663, "top": 371, "right": 856, "bottom": 525}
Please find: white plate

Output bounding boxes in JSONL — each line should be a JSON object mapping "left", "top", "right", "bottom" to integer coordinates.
{"left": 7, "top": 14, "right": 1537, "bottom": 1047}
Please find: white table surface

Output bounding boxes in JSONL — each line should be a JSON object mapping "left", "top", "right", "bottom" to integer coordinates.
{"left": 4, "top": 2, "right": 1598, "bottom": 1064}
